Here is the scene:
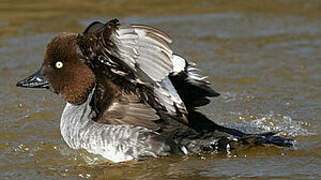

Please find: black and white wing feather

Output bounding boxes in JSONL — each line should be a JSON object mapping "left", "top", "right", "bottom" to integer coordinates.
{"left": 77, "top": 19, "right": 218, "bottom": 123}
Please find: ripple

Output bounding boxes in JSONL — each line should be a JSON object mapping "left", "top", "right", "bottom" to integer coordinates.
{"left": 220, "top": 91, "right": 254, "bottom": 103}
{"left": 0, "top": 21, "right": 8, "bottom": 28}
{"left": 79, "top": 13, "right": 321, "bottom": 39}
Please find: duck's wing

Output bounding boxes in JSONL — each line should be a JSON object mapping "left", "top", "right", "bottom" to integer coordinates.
{"left": 77, "top": 19, "right": 173, "bottom": 83}
{"left": 95, "top": 93, "right": 161, "bottom": 131}
{"left": 77, "top": 19, "right": 187, "bottom": 120}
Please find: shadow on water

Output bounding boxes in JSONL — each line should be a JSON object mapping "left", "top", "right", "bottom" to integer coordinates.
{"left": 0, "top": 0, "right": 320, "bottom": 179}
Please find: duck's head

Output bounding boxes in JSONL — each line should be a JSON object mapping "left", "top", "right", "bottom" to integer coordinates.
{"left": 17, "top": 33, "right": 95, "bottom": 105}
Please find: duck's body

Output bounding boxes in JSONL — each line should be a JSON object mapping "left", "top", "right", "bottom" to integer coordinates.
{"left": 17, "top": 19, "right": 293, "bottom": 163}
{"left": 61, "top": 95, "right": 169, "bottom": 162}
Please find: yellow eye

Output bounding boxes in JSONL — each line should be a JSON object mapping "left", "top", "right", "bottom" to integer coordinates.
{"left": 55, "top": 61, "right": 63, "bottom": 69}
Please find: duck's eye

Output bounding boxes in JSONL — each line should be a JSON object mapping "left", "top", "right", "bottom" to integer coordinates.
{"left": 55, "top": 61, "right": 63, "bottom": 69}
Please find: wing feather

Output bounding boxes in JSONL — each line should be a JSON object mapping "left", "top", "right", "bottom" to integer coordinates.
{"left": 112, "top": 24, "right": 174, "bottom": 82}
{"left": 77, "top": 19, "right": 188, "bottom": 122}
{"left": 97, "top": 94, "right": 160, "bottom": 130}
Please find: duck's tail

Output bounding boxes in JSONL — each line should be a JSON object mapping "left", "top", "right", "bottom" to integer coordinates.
{"left": 180, "top": 111, "right": 294, "bottom": 154}
{"left": 179, "top": 129, "right": 294, "bottom": 155}
{"left": 200, "top": 132, "right": 294, "bottom": 153}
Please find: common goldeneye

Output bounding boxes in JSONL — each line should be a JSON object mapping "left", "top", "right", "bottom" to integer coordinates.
{"left": 17, "top": 19, "right": 293, "bottom": 163}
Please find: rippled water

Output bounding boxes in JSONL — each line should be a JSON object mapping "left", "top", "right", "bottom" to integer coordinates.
{"left": 1, "top": 1, "right": 320, "bottom": 179}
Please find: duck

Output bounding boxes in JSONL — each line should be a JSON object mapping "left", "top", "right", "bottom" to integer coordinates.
{"left": 16, "top": 19, "right": 293, "bottom": 163}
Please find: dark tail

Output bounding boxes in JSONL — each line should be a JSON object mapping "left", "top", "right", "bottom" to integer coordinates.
{"left": 185, "top": 111, "right": 294, "bottom": 153}
{"left": 204, "top": 132, "right": 294, "bottom": 152}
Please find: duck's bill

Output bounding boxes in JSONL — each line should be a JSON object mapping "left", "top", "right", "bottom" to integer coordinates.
{"left": 16, "top": 67, "right": 49, "bottom": 89}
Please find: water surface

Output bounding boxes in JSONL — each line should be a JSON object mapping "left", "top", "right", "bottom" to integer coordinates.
{"left": 1, "top": 1, "right": 320, "bottom": 179}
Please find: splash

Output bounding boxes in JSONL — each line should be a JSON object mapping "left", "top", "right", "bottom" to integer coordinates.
{"left": 235, "top": 112, "right": 313, "bottom": 136}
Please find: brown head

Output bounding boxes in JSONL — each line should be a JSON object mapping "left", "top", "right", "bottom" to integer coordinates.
{"left": 17, "top": 33, "right": 95, "bottom": 105}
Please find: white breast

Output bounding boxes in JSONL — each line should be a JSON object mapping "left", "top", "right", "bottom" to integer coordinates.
{"left": 60, "top": 91, "right": 154, "bottom": 163}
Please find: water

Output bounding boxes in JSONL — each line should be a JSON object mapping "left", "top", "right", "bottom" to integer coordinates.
{"left": 1, "top": 1, "right": 320, "bottom": 179}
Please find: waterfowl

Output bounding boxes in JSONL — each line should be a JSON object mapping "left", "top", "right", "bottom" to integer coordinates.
{"left": 17, "top": 19, "right": 293, "bottom": 163}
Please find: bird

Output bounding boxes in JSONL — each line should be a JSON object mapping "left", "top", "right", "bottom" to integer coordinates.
{"left": 16, "top": 19, "right": 293, "bottom": 163}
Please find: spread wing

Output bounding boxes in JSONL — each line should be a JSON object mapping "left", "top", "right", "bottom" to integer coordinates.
{"left": 77, "top": 19, "right": 187, "bottom": 120}
{"left": 112, "top": 23, "right": 174, "bottom": 83}
{"left": 78, "top": 19, "right": 173, "bottom": 84}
